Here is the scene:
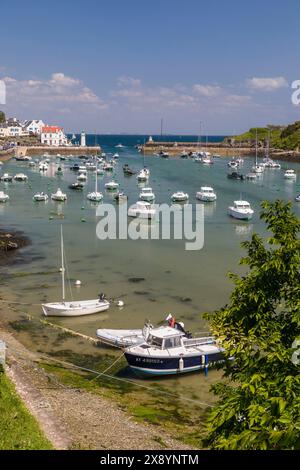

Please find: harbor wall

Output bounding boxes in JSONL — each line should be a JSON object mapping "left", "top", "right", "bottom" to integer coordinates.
{"left": 15, "top": 145, "right": 101, "bottom": 157}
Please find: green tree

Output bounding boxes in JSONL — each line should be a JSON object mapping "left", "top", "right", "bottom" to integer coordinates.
{"left": 204, "top": 200, "right": 300, "bottom": 450}
{"left": 0, "top": 111, "right": 5, "bottom": 123}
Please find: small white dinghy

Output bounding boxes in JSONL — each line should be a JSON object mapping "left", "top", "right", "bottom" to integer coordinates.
{"left": 51, "top": 188, "right": 67, "bottom": 201}
{"left": 42, "top": 226, "right": 110, "bottom": 317}
{"left": 0, "top": 191, "right": 9, "bottom": 203}
{"left": 284, "top": 169, "right": 297, "bottom": 180}
{"left": 77, "top": 173, "right": 87, "bottom": 182}
{"left": 0, "top": 173, "right": 13, "bottom": 182}
{"left": 33, "top": 192, "right": 48, "bottom": 202}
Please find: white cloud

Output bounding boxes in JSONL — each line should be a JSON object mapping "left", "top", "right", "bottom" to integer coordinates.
{"left": 117, "top": 76, "right": 141, "bottom": 87}
{"left": 193, "top": 84, "right": 222, "bottom": 97}
{"left": 246, "top": 76, "right": 288, "bottom": 91}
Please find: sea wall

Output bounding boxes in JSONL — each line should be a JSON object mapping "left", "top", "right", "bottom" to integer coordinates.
{"left": 15, "top": 145, "right": 101, "bottom": 157}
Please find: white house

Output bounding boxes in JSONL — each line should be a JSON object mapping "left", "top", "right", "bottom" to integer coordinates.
{"left": 41, "top": 126, "right": 68, "bottom": 146}
{"left": 23, "top": 120, "right": 45, "bottom": 135}
{"left": 0, "top": 119, "right": 25, "bottom": 137}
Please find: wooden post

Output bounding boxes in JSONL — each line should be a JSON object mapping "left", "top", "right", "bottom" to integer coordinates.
{"left": 0, "top": 340, "right": 6, "bottom": 370}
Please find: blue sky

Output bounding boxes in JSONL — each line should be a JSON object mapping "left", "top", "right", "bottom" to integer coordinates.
{"left": 0, "top": 0, "right": 299, "bottom": 134}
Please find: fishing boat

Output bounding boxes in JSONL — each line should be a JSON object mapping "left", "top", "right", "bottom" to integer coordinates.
{"left": 33, "top": 192, "right": 48, "bottom": 202}
{"left": 0, "top": 173, "right": 13, "bottom": 182}
{"left": 51, "top": 188, "right": 67, "bottom": 201}
{"left": 42, "top": 226, "right": 110, "bottom": 317}
{"left": 196, "top": 186, "right": 217, "bottom": 202}
{"left": 87, "top": 159, "right": 103, "bottom": 202}
{"left": 0, "top": 191, "right": 9, "bottom": 203}
{"left": 124, "top": 326, "right": 224, "bottom": 377}
{"left": 228, "top": 200, "right": 254, "bottom": 220}
{"left": 171, "top": 191, "right": 189, "bottom": 202}
{"left": 14, "top": 173, "right": 28, "bottom": 181}
{"left": 139, "top": 187, "right": 155, "bottom": 202}
{"left": 128, "top": 201, "right": 156, "bottom": 219}
{"left": 105, "top": 181, "right": 119, "bottom": 191}
{"left": 284, "top": 169, "right": 297, "bottom": 180}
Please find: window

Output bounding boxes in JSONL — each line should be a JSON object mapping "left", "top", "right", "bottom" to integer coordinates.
{"left": 163, "top": 337, "right": 182, "bottom": 349}
{"left": 148, "top": 335, "right": 163, "bottom": 348}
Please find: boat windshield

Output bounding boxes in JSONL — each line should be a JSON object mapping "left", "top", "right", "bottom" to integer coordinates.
{"left": 148, "top": 335, "right": 163, "bottom": 348}
{"left": 163, "top": 336, "right": 182, "bottom": 349}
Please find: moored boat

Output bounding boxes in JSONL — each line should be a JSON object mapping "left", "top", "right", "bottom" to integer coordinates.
{"left": 128, "top": 201, "right": 156, "bottom": 219}
{"left": 228, "top": 200, "right": 254, "bottom": 220}
{"left": 196, "top": 186, "right": 217, "bottom": 202}
{"left": 0, "top": 191, "right": 9, "bottom": 202}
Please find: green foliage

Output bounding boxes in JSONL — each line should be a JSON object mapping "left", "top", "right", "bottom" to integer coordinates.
{"left": 0, "top": 111, "right": 5, "bottom": 123}
{"left": 204, "top": 201, "right": 300, "bottom": 450}
{"left": 0, "top": 372, "right": 52, "bottom": 449}
{"left": 232, "top": 121, "right": 300, "bottom": 150}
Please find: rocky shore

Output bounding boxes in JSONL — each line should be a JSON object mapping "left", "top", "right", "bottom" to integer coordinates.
{"left": 0, "top": 230, "right": 29, "bottom": 264}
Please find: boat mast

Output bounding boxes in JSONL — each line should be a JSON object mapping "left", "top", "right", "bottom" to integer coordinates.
{"left": 61, "top": 225, "right": 65, "bottom": 302}
{"left": 95, "top": 132, "right": 98, "bottom": 193}
{"left": 255, "top": 128, "right": 258, "bottom": 166}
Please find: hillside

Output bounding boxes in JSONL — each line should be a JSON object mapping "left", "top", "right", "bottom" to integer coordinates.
{"left": 227, "top": 121, "right": 300, "bottom": 151}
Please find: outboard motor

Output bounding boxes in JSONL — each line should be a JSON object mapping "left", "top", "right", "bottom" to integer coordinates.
{"left": 98, "top": 293, "right": 106, "bottom": 302}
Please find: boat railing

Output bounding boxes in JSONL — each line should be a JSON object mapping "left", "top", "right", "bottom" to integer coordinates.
{"left": 183, "top": 336, "right": 215, "bottom": 348}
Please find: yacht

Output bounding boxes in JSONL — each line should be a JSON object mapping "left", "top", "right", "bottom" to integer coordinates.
{"left": 51, "top": 188, "right": 67, "bottom": 201}
{"left": 128, "top": 201, "right": 156, "bottom": 219}
{"left": 139, "top": 187, "right": 155, "bottom": 202}
{"left": 284, "top": 169, "right": 297, "bottom": 180}
{"left": 105, "top": 181, "right": 119, "bottom": 190}
{"left": 228, "top": 200, "right": 254, "bottom": 220}
{"left": 0, "top": 191, "right": 9, "bottom": 202}
{"left": 171, "top": 191, "right": 189, "bottom": 202}
{"left": 14, "top": 173, "right": 28, "bottom": 181}
{"left": 124, "top": 326, "right": 224, "bottom": 377}
{"left": 42, "top": 226, "right": 109, "bottom": 317}
{"left": 196, "top": 186, "right": 217, "bottom": 202}
{"left": 33, "top": 192, "right": 48, "bottom": 202}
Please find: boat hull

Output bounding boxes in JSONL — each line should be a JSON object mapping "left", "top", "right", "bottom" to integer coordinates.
{"left": 42, "top": 300, "right": 110, "bottom": 317}
{"left": 125, "top": 351, "right": 224, "bottom": 377}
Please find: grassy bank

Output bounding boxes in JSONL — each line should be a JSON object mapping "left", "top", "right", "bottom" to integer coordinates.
{"left": 0, "top": 371, "right": 52, "bottom": 450}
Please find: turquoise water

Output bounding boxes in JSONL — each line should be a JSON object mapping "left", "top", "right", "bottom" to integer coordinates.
{"left": 0, "top": 137, "right": 299, "bottom": 398}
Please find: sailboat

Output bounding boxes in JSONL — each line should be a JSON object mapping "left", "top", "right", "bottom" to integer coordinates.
{"left": 42, "top": 226, "right": 110, "bottom": 317}
{"left": 87, "top": 155, "right": 103, "bottom": 202}
{"left": 252, "top": 129, "right": 264, "bottom": 174}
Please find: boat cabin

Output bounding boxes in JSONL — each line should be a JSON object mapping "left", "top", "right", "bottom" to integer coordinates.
{"left": 233, "top": 201, "right": 251, "bottom": 209}
{"left": 144, "top": 327, "right": 185, "bottom": 350}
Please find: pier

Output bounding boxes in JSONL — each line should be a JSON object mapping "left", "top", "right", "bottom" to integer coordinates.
{"left": 15, "top": 145, "right": 101, "bottom": 158}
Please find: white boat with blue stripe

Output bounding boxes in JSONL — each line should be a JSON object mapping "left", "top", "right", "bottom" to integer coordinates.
{"left": 124, "top": 326, "right": 224, "bottom": 377}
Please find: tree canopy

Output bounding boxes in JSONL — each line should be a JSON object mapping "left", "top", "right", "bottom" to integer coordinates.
{"left": 204, "top": 200, "right": 300, "bottom": 450}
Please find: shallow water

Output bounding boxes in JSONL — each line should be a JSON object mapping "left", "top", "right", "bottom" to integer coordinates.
{"left": 0, "top": 139, "right": 299, "bottom": 400}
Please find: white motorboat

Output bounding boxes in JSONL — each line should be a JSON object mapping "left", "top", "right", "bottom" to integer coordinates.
{"left": 105, "top": 180, "right": 119, "bottom": 190}
{"left": 113, "top": 153, "right": 119, "bottom": 159}
{"left": 114, "top": 191, "right": 128, "bottom": 203}
{"left": 14, "top": 173, "right": 28, "bottom": 181}
{"left": 228, "top": 160, "right": 238, "bottom": 169}
{"left": 78, "top": 166, "right": 87, "bottom": 173}
{"left": 51, "top": 188, "right": 67, "bottom": 201}
{"left": 295, "top": 194, "right": 300, "bottom": 202}
{"left": 228, "top": 200, "right": 254, "bottom": 220}
{"left": 116, "top": 143, "right": 125, "bottom": 148}
{"left": 77, "top": 173, "right": 87, "bottom": 182}
{"left": 39, "top": 162, "right": 48, "bottom": 171}
{"left": 202, "top": 156, "right": 214, "bottom": 164}
{"left": 124, "top": 326, "right": 224, "bottom": 377}
{"left": 171, "top": 191, "right": 189, "bottom": 202}
{"left": 137, "top": 169, "right": 149, "bottom": 182}
{"left": 139, "top": 187, "right": 155, "bottom": 202}
{"left": 196, "top": 186, "right": 217, "bottom": 202}
{"left": 284, "top": 169, "right": 297, "bottom": 180}
{"left": 87, "top": 159, "right": 103, "bottom": 202}
{"left": 0, "top": 191, "right": 9, "bottom": 203}
{"left": 128, "top": 201, "right": 156, "bottom": 219}
{"left": 33, "top": 192, "right": 48, "bottom": 202}
{"left": 0, "top": 173, "right": 13, "bottom": 182}
{"left": 42, "top": 226, "right": 110, "bottom": 317}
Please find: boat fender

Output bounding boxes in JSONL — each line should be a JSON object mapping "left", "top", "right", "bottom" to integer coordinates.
{"left": 117, "top": 300, "right": 124, "bottom": 307}
{"left": 179, "top": 357, "right": 184, "bottom": 372}
{"left": 75, "top": 280, "right": 81, "bottom": 286}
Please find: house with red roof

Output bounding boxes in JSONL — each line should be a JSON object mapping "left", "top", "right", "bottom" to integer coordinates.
{"left": 41, "top": 126, "right": 68, "bottom": 146}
